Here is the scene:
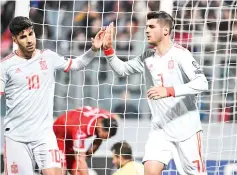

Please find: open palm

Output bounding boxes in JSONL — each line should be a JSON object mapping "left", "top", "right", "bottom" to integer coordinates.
{"left": 91, "top": 28, "right": 106, "bottom": 51}
{"left": 103, "top": 22, "right": 114, "bottom": 49}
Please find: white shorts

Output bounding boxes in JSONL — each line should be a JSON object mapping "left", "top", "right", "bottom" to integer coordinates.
{"left": 4, "top": 130, "right": 61, "bottom": 175}
{"left": 143, "top": 129, "right": 207, "bottom": 175}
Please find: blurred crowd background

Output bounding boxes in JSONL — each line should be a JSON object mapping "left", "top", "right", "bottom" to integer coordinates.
{"left": 1, "top": 1, "right": 237, "bottom": 174}
{"left": 1, "top": 0, "right": 237, "bottom": 122}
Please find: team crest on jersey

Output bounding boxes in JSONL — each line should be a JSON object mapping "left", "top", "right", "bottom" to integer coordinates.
{"left": 192, "top": 61, "right": 204, "bottom": 74}
{"left": 11, "top": 162, "right": 19, "bottom": 174}
{"left": 168, "top": 60, "right": 174, "bottom": 69}
{"left": 39, "top": 60, "right": 48, "bottom": 70}
{"left": 15, "top": 68, "right": 22, "bottom": 73}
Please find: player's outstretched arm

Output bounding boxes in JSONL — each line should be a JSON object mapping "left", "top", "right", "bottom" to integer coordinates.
{"left": 102, "top": 22, "right": 145, "bottom": 76}
{"left": 68, "top": 28, "right": 106, "bottom": 71}
{"left": 50, "top": 28, "right": 106, "bottom": 72}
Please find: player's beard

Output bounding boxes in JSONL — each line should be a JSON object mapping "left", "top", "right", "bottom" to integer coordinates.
{"left": 148, "top": 36, "right": 162, "bottom": 46}
{"left": 25, "top": 43, "right": 36, "bottom": 53}
{"left": 153, "top": 38, "right": 164, "bottom": 47}
{"left": 148, "top": 41, "right": 157, "bottom": 46}
{"left": 19, "top": 43, "right": 36, "bottom": 57}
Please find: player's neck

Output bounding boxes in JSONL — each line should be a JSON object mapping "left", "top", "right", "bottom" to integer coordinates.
{"left": 155, "top": 39, "right": 173, "bottom": 57}
{"left": 16, "top": 49, "right": 37, "bottom": 59}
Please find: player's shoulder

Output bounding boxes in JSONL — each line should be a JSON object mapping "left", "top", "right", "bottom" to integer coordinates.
{"left": 40, "top": 49, "right": 55, "bottom": 56}
{"left": 140, "top": 48, "right": 156, "bottom": 61}
{"left": 54, "top": 114, "right": 65, "bottom": 124}
{"left": 41, "top": 49, "right": 62, "bottom": 57}
{"left": 112, "top": 170, "right": 123, "bottom": 175}
{"left": 113, "top": 162, "right": 137, "bottom": 175}
{"left": 173, "top": 43, "right": 193, "bottom": 58}
{"left": 173, "top": 43, "right": 188, "bottom": 51}
{"left": 40, "top": 49, "right": 50, "bottom": 54}
{"left": 173, "top": 43, "right": 191, "bottom": 53}
{"left": 41, "top": 49, "right": 65, "bottom": 61}
{"left": 1, "top": 52, "right": 16, "bottom": 65}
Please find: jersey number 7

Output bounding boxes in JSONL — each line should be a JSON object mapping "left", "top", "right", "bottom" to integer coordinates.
{"left": 157, "top": 74, "right": 164, "bottom": 87}
{"left": 26, "top": 75, "right": 40, "bottom": 90}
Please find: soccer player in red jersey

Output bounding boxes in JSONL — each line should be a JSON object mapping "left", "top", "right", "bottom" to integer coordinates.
{"left": 53, "top": 106, "right": 118, "bottom": 175}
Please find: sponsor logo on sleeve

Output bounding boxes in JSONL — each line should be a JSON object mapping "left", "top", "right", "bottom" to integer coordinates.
{"left": 192, "top": 61, "right": 203, "bottom": 74}
{"left": 192, "top": 61, "right": 200, "bottom": 69}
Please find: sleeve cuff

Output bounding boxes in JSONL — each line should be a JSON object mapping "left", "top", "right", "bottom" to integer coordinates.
{"left": 166, "top": 87, "right": 175, "bottom": 97}
{"left": 104, "top": 48, "right": 114, "bottom": 56}
{"left": 64, "top": 59, "right": 72, "bottom": 72}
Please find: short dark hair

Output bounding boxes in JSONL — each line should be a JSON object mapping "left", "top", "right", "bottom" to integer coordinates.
{"left": 101, "top": 118, "right": 118, "bottom": 137}
{"left": 111, "top": 141, "right": 133, "bottom": 160}
{"left": 9, "top": 16, "right": 33, "bottom": 36}
{"left": 147, "top": 11, "right": 174, "bottom": 34}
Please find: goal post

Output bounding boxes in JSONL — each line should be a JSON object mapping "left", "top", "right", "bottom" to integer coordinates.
{"left": 10, "top": 0, "right": 237, "bottom": 175}
{"left": 14, "top": 0, "right": 30, "bottom": 17}
{"left": 13, "top": 0, "right": 31, "bottom": 50}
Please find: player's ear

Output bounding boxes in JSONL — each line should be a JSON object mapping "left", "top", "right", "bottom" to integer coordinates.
{"left": 12, "top": 36, "right": 18, "bottom": 44}
{"left": 164, "top": 26, "right": 169, "bottom": 36}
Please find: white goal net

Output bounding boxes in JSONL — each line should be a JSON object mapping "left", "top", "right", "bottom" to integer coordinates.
{"left": 1, "top": 0, "right": 237, "bottom": 174}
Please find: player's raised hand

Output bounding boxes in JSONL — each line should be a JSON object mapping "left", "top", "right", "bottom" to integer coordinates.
{"left": 91, "top": 27, "right": 106, "bottom": 52}
{"left": 147, "top": 86, "right": 168, "bottom": 100}
{"left": 103, "top": 22, "right": 114, "bottom": 49}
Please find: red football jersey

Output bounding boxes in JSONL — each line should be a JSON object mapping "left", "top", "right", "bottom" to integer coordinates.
{"left": 53, "top": 106, "right": 112, "bottom": 152}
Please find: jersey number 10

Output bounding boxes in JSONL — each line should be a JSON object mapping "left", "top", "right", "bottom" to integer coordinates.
{"left": 26, "top": 75, "right": 40, "bottom": 90}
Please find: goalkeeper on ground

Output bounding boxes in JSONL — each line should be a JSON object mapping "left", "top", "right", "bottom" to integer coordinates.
{"left": 102, "top": 11, "right": 208, "bottom": 175}
{"left": 53, "top": 106, "right": 118, "bottom": 175}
